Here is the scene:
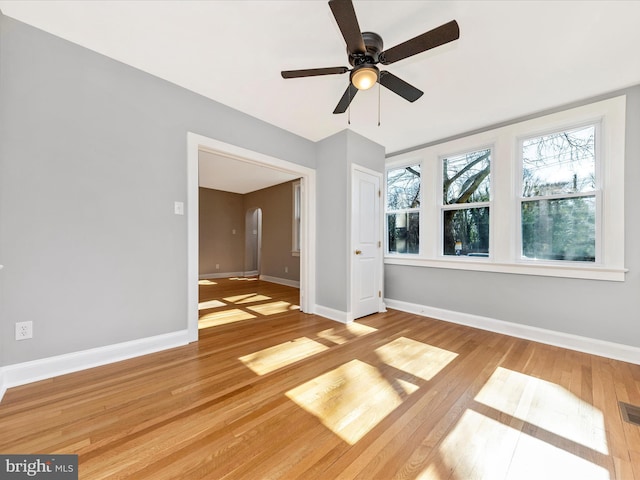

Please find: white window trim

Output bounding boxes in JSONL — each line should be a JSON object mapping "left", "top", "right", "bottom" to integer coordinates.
{"left": 385, "top": 95, "right": 627, "bottom": 281}
{"left": 292, "top": 180, "right": 301, "bottom": 256}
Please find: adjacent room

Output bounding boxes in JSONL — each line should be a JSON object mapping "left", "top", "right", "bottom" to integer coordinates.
{"left": 1, "top": 1, "right": 639, "bottom": 479}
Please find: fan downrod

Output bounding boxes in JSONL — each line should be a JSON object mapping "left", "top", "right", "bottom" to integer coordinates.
{"left": 349, "top": 32, "right": 383, "bottom": 66}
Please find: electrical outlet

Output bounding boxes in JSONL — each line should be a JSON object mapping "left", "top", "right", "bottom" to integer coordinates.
{"left": 284, "top": 266, "right": 288, "bottom": 273}
{"left": 16, "top": 321, "right": 33, "bottom": 340}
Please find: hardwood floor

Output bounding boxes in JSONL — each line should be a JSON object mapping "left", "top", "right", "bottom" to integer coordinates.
{"left": 1, "top": 277, "right": 640, "bottom": 479}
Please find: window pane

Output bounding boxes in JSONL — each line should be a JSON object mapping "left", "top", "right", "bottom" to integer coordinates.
{"left": 443, "top": 149, "right": 491, "bottom": 205}
{"left": 521, "top": 196, "right": 596, "bottom": 262}
{"left": 387, "top": 165, "right": 421, "bottom": 210}
{"left": 522, "top": 125, "right": 595, "bottom": 197}
{"left": 387, "top": 212, "right": 419, "bottom": 254}
{"left": 443, "top": 207, "right": 489, "bottom": 256}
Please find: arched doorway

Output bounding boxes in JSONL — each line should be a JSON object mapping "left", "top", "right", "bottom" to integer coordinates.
{"left": 245, "top": 207, "right": 262, "bottom": 276}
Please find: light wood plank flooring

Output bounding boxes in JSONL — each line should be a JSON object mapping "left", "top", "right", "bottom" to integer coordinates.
{"left": 1, "top": 278, "right": 639, "bottom": 479}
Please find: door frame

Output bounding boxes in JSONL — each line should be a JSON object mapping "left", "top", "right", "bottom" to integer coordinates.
{"left": 350, "top": 163, "right": 385, "bottom": 320}
{"left": 187, "top": 132, "right": 317, "bottom": 342}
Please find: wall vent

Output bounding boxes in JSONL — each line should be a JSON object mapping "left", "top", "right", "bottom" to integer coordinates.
{"left": 619, "top": 402, "right": 640, "bottom": 426}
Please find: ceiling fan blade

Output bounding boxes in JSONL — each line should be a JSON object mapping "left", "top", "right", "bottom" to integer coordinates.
{"left": 333, "top": 84, "right": 359, "bottom": 114}
{"left": 379, "top": 20, "right": 460, "bottom": 65}
{"left": 328, "top": 0, "right": 366, "bottom": 55}
{"left": 379, "top": 71, "right": 423, "bottom": 102}
{"left": 281, "top": 67, "right": 349, "bottom": 79}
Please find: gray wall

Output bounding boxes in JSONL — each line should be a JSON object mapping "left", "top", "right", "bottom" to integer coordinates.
{"left": 199, "top": 182, "right": 300, "bottom": 281}
{"left": 385, "top": 85, "right": 640, "bottom": 348}
{"left": 316, "top": 130, "right": 385, "bottom": 313}
{"left": 346, "top": 129, "right": 386, "bottom": 173}
{"left": 0, "top": 14, "right": 316, "bottom": 365}
{"left": 199, "top": 188, "right": 245, "bottom": 275}
{"left": 345, "top": 130, "right": 386, "bottom": 311}
{"left": 245, "top": 180, "right": 300, "bottom": 282}
{"left": 316, "top": 131, "right": 349, "bottom": 312}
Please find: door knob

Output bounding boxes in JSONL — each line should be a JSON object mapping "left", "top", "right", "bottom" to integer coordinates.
{"left": 355, "top": 249, "right": 362, "bottom": 255}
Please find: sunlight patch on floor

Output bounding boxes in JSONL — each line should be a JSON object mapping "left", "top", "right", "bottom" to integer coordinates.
{"left": 198, "top": 309, "right": 256, "bottom": 329}
{"left": 198, "top": 279, "right": 217, "bottom": 285}
{"left": 438, "top": 407, "right": 610, "bottom": 480}
{"left": 247, "top": 301, "right": 300, "bottom": 316}
{"left": 438, "top": 409, "right": 518, "bottom": 480}
{"left": 223, "top": 293, "right": 272, "bottom": 304}
{"left": 374, "top": 337, "right": 458, "bottom": 381}
{"left": 198, "top": 299, "right": 226, "bottom": 310}
{"left": 239, "top": 337, "right": 329, "bottom": 375}
{"left": 286, "top": 359, "right": 418, "bottom": 445}
{"left": 506, "top": 427, "right": 610, "bottom": 480}
{"left": 432, "top": 367, "right": 611, "bottom": 479}
{"left": 474, "top": 367, "right": 608, "bottom": 455}
{"left": 229, "top": 277, "right": 258, "bottom": 281}
{"left": 316, "top": 323, "right": 378, "bottom": 345}
{"left": 414, "top": 464, "right": 443, "bottom": 480}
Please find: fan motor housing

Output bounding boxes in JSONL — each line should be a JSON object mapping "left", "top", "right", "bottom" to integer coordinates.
{"left": 349, "top": 31, "right": 383, "bottom": 66}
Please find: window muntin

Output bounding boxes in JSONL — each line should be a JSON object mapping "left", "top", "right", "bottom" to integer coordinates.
{"left": 519, "top": 124, "right": 598, "bottom": 263}
{"left": 386, "top": 165, "right": 421, "bottom": 254}
{"left": 441, "top": 148, "right": 491, "bottom": 257}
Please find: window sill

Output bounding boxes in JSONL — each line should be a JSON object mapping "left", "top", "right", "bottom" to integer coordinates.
{"left": 384, "top": 256, "right": 627, "bottom": 281}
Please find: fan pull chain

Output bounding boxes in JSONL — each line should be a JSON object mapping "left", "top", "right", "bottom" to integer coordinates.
{"left": 377, "top": 81, "right": 381, "bottom": 126}
{"left": 347, "top": 87, "right": 351, "bottom": 125}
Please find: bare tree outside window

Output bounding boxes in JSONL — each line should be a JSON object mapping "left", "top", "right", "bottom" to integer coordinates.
{"left": 521, "top": 125, "right": 597, "bottom": 262}
{"left": 386, "top": 125, "right": 598, "bottom": 261}
{"left": 442, "top": 148, "right": 491, "bottom": 256}
{"left": 386, "top": 166, "right": 420, "bottom": 254}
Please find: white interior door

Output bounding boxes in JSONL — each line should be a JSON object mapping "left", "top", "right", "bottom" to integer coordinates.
{"left": 351, "top": 166, "right": 382, "bottom": 320}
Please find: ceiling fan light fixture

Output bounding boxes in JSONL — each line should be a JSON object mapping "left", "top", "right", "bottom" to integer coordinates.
{"left": 351, "top": 65, "right": 379, "bottom": 90}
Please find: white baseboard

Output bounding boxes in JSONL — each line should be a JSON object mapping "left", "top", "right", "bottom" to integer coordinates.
{"left": 0, "top": 330, "right": 190, "bottom": 401}
{"left": 199, "top": 271, "right": 246, "bottom": 279}
{"left": 314, "top": 304, "right": 351, "bottom": 324}
{"left": 385, "top": 298, "right": 640, "bottom": 365}
{"left": 259, "top": 275, "right": 300, "bottom": 288}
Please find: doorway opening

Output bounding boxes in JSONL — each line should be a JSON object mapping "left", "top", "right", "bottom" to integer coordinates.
{"left": 187, "top": 133, "right": 316, "bottom": 342}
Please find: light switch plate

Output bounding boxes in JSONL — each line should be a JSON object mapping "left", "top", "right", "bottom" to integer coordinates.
{"left": 174, "top": 201, "right": 184, "bottom": 215}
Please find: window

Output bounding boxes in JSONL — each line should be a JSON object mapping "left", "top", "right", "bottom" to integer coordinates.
{"left": 385, "top": 95, "right": 626, "bottom": 281}
{"left": 441, "top": 148, "right": 491, "bottom": 257}
{"left": 292, "top": 180, "right": 301, "bottom": 255}
{"left": 386, "top": 165, "right": 420, "bottom": 254}
{"left": 520, "top": 125, "right": 597, "bottom": 262}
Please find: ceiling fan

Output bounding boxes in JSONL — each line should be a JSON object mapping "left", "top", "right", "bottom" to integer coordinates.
{"left": 281, "top": 0, "right": 460, "bottom": 114}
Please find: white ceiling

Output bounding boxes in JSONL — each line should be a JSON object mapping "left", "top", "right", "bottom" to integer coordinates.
{"left": 198, "top": 150, "right": 299, "bottom": 194}
{"left": 1, "top": 0, "right": 640, "bottom": 159}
